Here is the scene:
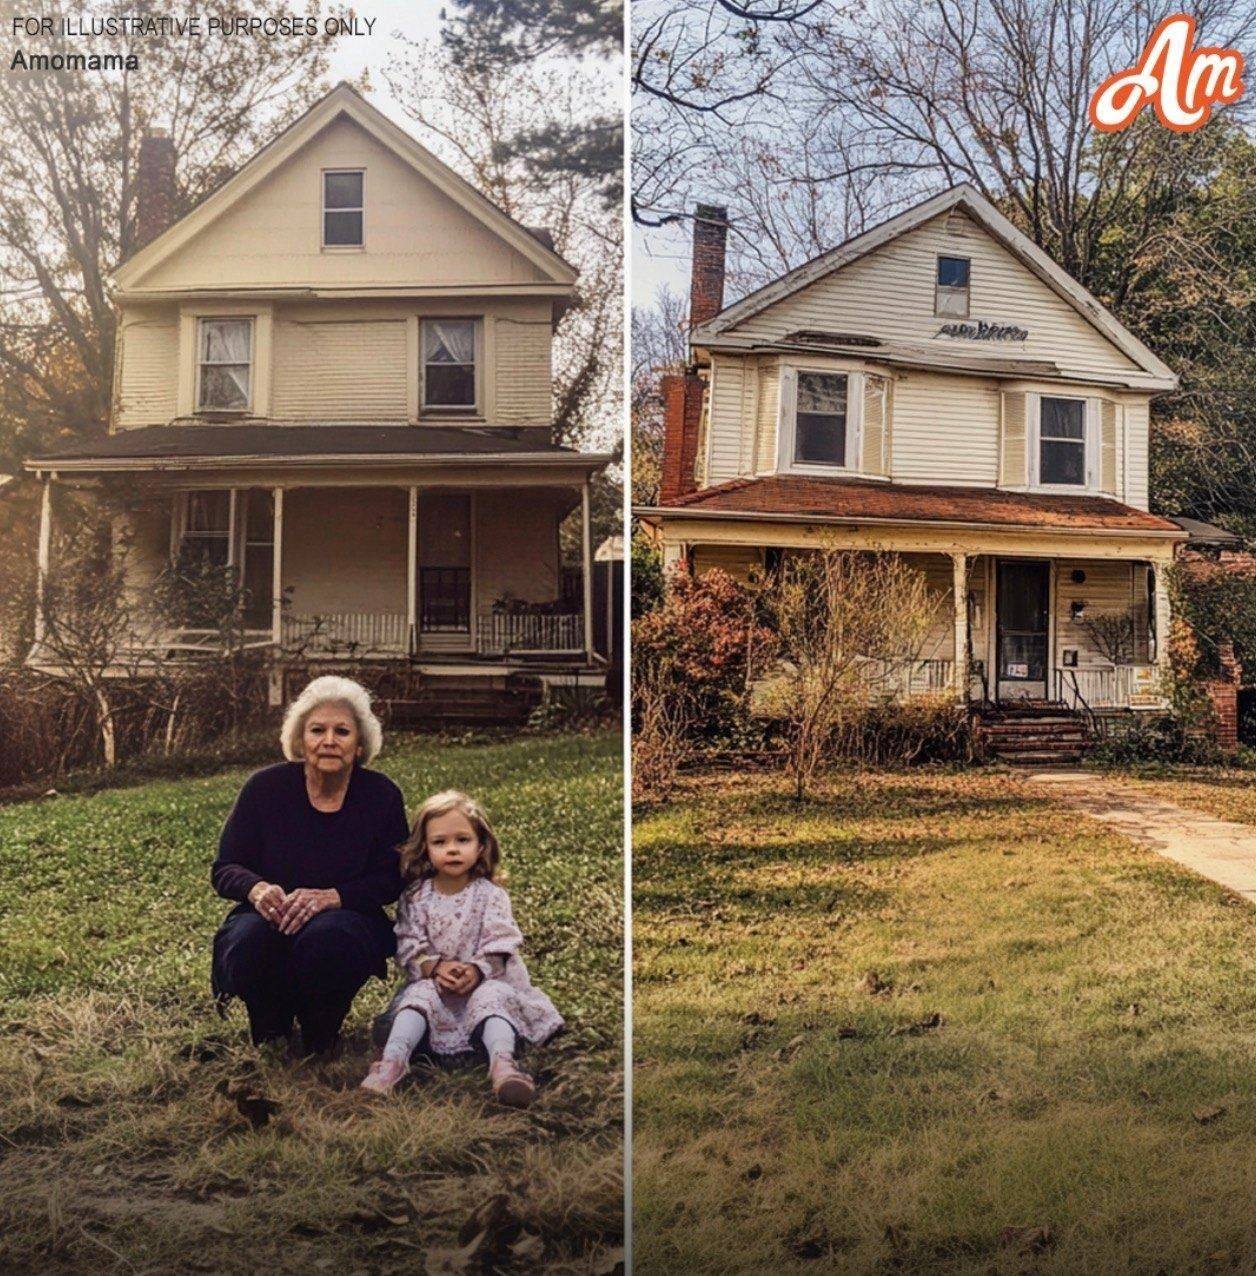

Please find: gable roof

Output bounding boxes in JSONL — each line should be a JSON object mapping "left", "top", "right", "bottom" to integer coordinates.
{"left": 114, "top": 83, "right": 577, "bottom": 293}
{"left": 693, "top": 184, "right": 1176, "bottom": 390}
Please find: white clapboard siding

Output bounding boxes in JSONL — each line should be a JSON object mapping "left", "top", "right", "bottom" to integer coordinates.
{"left": 115, "top": 314, "right": 179, "bottom": 428}
{"left": 1100, "top": 399, "right": 1118, "bottom": 494}
{"left": 707, "top": 354, "right": 747, "bottom": 483}
{"left": 1054, "top": 559, "right": 1140, "bottom": 663}
{"left": 272, "top": 319, "right": 408, "bottom": 419}
{"left": 732, "top": 211, "right": 1144, "bottom": 379}
{"left": 999, "top": 389, "right": 1028, "bottom": 487}
{"left": 886, "top": 371, "right": 1000, "bottom": 486}
{"left": 1123, "top": 399, "right": 1149, "bottom": 510}
{"left": 754, "top": 362, "right": 780, "bottom": 474}
{"left": 692, "top": 544, "right": 761, "bottom": 582}
{"left": 494, "top": 317, "right": 551, "bottom": 421}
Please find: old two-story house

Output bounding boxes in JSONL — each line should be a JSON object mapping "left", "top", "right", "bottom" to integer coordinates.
{"left": 638, "top": 186, "right": 1192, "bottom": 756}
{"left": 24, "top": 84, "right": 611, "bottom": 711}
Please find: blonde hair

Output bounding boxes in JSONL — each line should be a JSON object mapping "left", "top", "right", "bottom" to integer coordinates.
{"left": 280, "top": 675, "right": 383, "bottom": 765}
{"left": 399, "top": 790, "right": 501, "bottom": 885}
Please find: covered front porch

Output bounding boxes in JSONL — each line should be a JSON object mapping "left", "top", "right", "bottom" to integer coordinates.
{"left": 26, "top": 425, "right": 611, "bottom": 682}
{"left": 652, "top": 516, "right": 1182, "bottom": 715}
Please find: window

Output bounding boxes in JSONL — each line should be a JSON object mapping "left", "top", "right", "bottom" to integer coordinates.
{"left": 1039, "top": 396, "right": 1086, "bottom": 485}
{"left": 794, "top": 370, "right": 848, "bottom": 465}
{"left": 422, "top": 319, "right": 478, "bottom": 410}
{"left": 179, "top": 491, "right": 230, "bottom": 568}
{"left": 935, "top": 255, "right": 970, "bottom": 318}
{"left": 323, "top": 170, "right": 364, "bottom": 247}
{"left": 197, "top": 318, "right": 252, "bottom": 412}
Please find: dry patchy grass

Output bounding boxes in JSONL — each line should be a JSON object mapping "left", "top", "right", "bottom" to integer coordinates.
{"left": 1096, "top": 764, "right": 1256, "bottom": 827}
{"left": 634, "top": 767, "right": 1256, "bottom": 1274}
{"left": 0, "top": 731, "right": 622, "bottom": 1274}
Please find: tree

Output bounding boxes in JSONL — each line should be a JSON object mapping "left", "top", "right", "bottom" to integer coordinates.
{"left": 0, "top": 0, "right": 354, "bottom": 469}
{"left": 755, "top": 549, "right": 939, "bottom": 800}
{"left": 385, "top": 32, "right": 622, "bottom": 453}
{"left": 441, "top": 0, "right": 624, "bottom": 206}
{"left": 630, "top": 285, "right": 687, "bottom": 504}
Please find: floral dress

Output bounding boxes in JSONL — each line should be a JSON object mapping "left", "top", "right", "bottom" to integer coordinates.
{"left": 388, "top": 877, "right": 563, "bottom": 1054}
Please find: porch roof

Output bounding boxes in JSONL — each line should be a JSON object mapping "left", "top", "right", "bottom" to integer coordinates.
{"left": 644, "top": 475, "right": 1183, "bottom": 536}
{"left": 26, "top": 424, "right": 609, "bottom": 474}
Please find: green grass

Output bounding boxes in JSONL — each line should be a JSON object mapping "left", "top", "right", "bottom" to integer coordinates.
{"left": 634, "top": 768, "right": 1256, "bottom": 1274}
{"left": 0, "top": 730, "right": 623, "bottom": 1273}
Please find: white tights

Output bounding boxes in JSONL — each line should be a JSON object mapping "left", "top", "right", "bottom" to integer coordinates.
{"left": 381, "top": 1009, "right": 517, "bottom": 1066}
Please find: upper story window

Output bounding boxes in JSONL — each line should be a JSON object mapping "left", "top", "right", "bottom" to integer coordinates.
{"left": 422, "top": 319, "right": 478, "bottom": 411}
{"left": 795, "top": 371, "right": 849, "bottom": 466}
{"left": 197, "top": 317, "right": 252, "bottom": 412}
{"left": 935, "top": 255, "right": 970, "bottom": 318}
{"left": 323, "top": 170, "right": 364, "bottom": 247}
{"left": 1038, "top": 395, "right": 1087, "bottom": 485}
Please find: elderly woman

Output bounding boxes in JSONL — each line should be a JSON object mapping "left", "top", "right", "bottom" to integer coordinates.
{"left": 211, "top": 676, "right": 407, "bottom": 1056}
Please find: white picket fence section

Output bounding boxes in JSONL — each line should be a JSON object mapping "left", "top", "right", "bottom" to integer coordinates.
{"left": 1054, "top": 664, "right": 1154, "bottom": 709}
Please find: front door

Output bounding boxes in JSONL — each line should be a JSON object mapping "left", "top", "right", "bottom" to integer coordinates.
{"left": 996, "top": 560, "right": 1050, "bottom": 701}
{"left": 418, "top": 493, "right": 472, "bottom": 651}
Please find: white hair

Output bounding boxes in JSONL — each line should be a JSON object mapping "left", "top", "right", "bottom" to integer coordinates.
{"left": 280, "top": 675, "right": 383, "bottom": 765}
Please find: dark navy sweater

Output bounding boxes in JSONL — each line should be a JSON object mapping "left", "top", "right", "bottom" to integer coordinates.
{"left": 211, "top": 762, "right": 408, "bottom": 915}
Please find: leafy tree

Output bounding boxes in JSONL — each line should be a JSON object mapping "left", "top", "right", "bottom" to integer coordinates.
{"left": 0, "top": 0, "right": 355, "bottom": 469}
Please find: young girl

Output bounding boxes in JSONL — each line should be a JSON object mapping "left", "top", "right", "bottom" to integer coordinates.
{"left": 360, "top": 790, "right": 562, "bottom": 1104}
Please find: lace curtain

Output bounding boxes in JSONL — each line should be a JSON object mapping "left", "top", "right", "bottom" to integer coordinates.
{"left": 423, "top": 320, "right": 475, "bottom": 366}
{"left": 199, "top": 319, "right": 251, "bottom": 410}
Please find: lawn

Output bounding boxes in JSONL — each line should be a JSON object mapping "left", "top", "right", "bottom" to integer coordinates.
{"left": 0, "top": 729, "right": 623, "bottom": 1274}
{"left": 634, "top": 767, "right": 1256, "bottom": 1274}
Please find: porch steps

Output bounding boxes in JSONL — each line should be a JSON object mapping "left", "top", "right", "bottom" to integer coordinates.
{"left": 381, "top": 675, "right": 544, "bottom": 728}
{"left": 974, "top": 703, "right": 1093, "bottom": 766}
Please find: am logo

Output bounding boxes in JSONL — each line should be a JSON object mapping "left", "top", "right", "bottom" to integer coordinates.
{"left": 1089, "top": 13, "right": 1245, "bottom": 134}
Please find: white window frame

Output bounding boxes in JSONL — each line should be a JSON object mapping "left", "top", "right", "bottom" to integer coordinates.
{"left": 420, "top": 317, "right": 482, "bottom": 415}
{"left": 1029, "top": 392, "right": 1099, "bottom": 492}
{"left": 776, "top": 363, "right": 865, "bottom": 476}
{"left": 195, "top": 316, "right": 254, "bottom": 415}
{"left": 321, "top": 168, "right": 365, "bottom": 250}
{"left": 935, "top": 254, "right": 971, "bottom": 318}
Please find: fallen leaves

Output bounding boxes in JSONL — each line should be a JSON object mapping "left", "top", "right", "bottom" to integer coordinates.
{"left": 424, "top": 1192, "right": 548, "bottom": 1275}
{"left": 1000, "top": 1224, "right": 1054, "bottom": 1256}
{"left": 1192, "top": 1105, "right": 1227, "bottom": 1125}
{"left": 858, "top": 970, "right": 893, "bottom": 996}
{"left": 889, "top": 1013, "right": 943, "bottom": 1037}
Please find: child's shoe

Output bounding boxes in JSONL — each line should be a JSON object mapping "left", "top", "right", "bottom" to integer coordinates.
{"left": 359, "top": 1058, "right": 408, "bottom": 1094}
{"left": 489, "top": 1054, "right": 535, "bottom": 1107}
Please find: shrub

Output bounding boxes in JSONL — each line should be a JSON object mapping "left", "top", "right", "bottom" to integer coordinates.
{"left": 630, "top": 531, "right": 664, "bottom": 619}
{"left": 1089, "top": 713, "right": 1224, "bottom": 766}
{"left": 831, "top": 697, "right": 973, "bottom": 767}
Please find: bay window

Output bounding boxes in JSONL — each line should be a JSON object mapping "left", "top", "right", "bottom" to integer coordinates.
{"left": 1038, "top": 396, "right": 1087, "bottom": 486}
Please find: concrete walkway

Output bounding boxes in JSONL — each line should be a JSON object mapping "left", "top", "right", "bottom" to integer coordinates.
{"left": 1026, "top": 770, "right": 1256, "bottom": 902}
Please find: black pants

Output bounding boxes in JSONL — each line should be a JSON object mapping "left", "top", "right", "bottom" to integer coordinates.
{"left": 212, "top": 906, "right": 394, "bottom": 1054}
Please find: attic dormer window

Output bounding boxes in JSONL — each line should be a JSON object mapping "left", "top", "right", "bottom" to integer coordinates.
{"left": 323, "top": 169, "right": 364, "bottom": 247}
{"left": 935, "top": 255, "right": 970, "bottom": 318}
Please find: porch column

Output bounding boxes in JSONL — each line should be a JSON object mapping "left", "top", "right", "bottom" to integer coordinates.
{"left": 34, "top": 475, "right": 53, "bottom": 646}
{"left": 226, "top": 489, "right": 239, "bottom": 575}
{"left": 271, "top": 487, "right": 285, "bottom": 648}
{"left": 951, "top": 551, "right": 969, "bottom": 702}
{"left": 406, "top": 486, "right": 418, "bottom": 657}
{"left": 1153, "top": 561, "right": 1171, "bottom": 676}
{"left": 582, "top": 479, "right": 595, "bottom": 660}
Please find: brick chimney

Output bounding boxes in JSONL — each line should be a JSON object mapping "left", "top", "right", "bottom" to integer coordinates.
{"left": 136, "top": 128, "right": 177, "bottom": 249}
{"left": 689, "top": 203, "right": 728, "bottom": 329}
{"left": 659, "top": 370, "right": 705, "bottom": 504}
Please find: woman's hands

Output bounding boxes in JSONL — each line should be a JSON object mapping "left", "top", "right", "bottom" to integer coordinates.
{"left": 432, "top": 960, "right": 483, "bottom": 996}
{"left": 247, "top": 882, "right": 341, "bottom": 934}
{"left": 248, "top": 881, "right": 286, "bottom": 926}
{"left": 276, "top": 887, "right": 341, "bottom": 935}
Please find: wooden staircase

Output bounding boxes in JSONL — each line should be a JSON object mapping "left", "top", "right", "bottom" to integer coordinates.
{"left": 381, "top": 674, "right": 545, "bottom": 727}
{"left": 973, "top": 702, "right": 1093, "bottom": 766}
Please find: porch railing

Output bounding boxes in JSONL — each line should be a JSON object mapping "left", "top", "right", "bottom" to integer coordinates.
{"left": 477, "top": 611, "right": 584, "bottom": 655}
{"left": 283, "top": 612, "right": 409, "bottom": 653}
{"left": 1053, "top": 665, "right": 1162, "bottom": 710}
{"left": 853, "top": 656, "right": 955, "bottom": 700}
